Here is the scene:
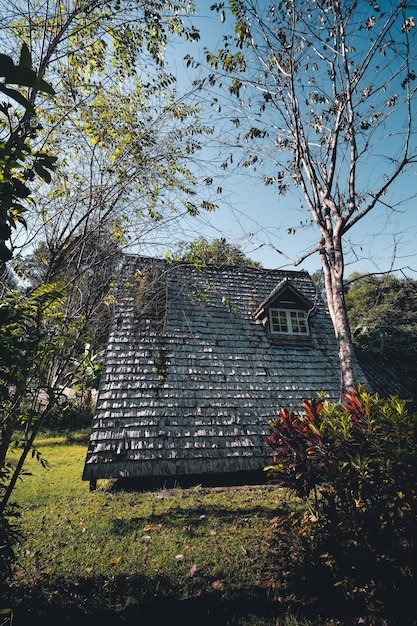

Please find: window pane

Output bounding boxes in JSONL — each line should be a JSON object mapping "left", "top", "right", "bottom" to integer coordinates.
{"left": 290, "top": 311, "right": 299, "bottom": 332}
{"left": 290, "top": 311, "right": 308, "bottom": 334}
{"left": 269, "top": 308, "right": 309, "bottom": 335}
{"left": 278, "top": 311, "right": 288, "bottom": 332}
{"left": 271, "top": 309, "right": 288, "bottom": 332}
{"left": 298, "top": 313, "right": 307, "bottom": 334}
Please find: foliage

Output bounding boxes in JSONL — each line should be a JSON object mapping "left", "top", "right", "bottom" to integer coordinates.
{"left": 168, "top": 236, "right": 261, "bottom": 269}
{"left": 265, "top": 397, "right": 328, "bottom": 504}
{"left": 0, "top": 284, "right": 66, "bottom": 411}
{"left": 345, "top": 272, "right": 417, "bottom": 397}
{"left": 265, "top": 385, "right": 417, "bottom": 618}
{"left": 0, "top": 280, "right": 96, "bottom": 521}
{"left": 0, "top": 1, "right": 214, "bottom": 563}
{"left": 18, "top": 229, "right": 122, "bottom": 347}
{"left": 0, "top": 278, "right": 106, "bottom": 595}
{"left": 0, "top": 232, "right": 121, "bottom": 574}
{"left": 0, "top": 461, "right": 20, "bottom": 590}
{"left": 0, "top": 0, "right": 220, "bottom": 264}
{"left": 0, "top": 43, "right": 56, "bottom": 262}
{"left": 0, "top": 283, "right": 67, "bottom": 589}
{"left": 0, "top": 45, "right": 56, "bottom": 600}
{"left": 198, "top": 1, "right": 417, "bottom": 393}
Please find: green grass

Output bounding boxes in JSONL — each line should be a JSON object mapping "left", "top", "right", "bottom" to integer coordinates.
{"left": 3, "top": 434, "right": 371, "bottom": 625}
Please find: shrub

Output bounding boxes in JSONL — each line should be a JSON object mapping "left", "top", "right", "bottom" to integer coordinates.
{"left": 40, "top": 395, "right": 94, "bottom": 431}
{"left": 265, "top": 385, "right": 417, "bottom": 619}
{"left": 0, "top": 461, "right": 21, "bottom": 591}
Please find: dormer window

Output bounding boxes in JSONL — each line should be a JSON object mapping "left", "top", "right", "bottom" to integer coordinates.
{"left": 253, "top": 277, "right": 316, "bottom": 343}
{"left": 269, "top": 308, "right": 309, "bottom": 336}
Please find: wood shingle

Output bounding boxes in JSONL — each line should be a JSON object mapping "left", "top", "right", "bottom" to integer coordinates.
{"left": 82, "top": 255, "right": 368, "bottom": 487}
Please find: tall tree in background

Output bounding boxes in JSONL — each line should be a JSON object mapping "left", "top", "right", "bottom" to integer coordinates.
{"left": 346, "top": 272, "right": 417, "bottom": 399}
{"left": 170, "top": 235, "right": 261, "bottom": 267}
{"left": 200, "top": 0, "right": 417, "bottom": 394}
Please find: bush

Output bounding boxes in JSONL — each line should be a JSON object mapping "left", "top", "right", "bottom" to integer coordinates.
{"left": 265, "top": 385, "right": 417, "bottom": 620}
{"left": 39, "top": 394, "right": 95, "bottom": 431}
{"left": 0, "top": 461, "right": 21, "bottom": 592}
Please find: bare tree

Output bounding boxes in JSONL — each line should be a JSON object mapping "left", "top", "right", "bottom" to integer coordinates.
{"left": 197, "top": 0, "right": 417, "bottom": 394}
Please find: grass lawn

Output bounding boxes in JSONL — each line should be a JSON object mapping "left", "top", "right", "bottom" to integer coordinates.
{"left": 2, "top": 432, "right": 387, "bottom": 625}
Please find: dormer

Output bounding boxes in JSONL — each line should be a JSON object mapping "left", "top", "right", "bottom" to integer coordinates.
{"left": 253, "top": 278, "right": 317, "bottom": 343}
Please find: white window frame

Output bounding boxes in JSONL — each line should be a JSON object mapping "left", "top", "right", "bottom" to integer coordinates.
{"left": 269, "top": 308, "right": 310, "bottom": 336}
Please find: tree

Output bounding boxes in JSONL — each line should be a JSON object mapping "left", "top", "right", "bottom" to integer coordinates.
{"left": 0, "top": 44, "right": 56, "bottom": 262}
{"left": 0, "top": 227, "right": 122, "bottom": 521}
{"left": 0, "top": 1, "right": 222, "bottom": 535}
{"left": 18, "top": 228, "right": 123, "bottom": 346}
{"left": 0, "top": 46, "right": 58, "bottom": 584}
{"left": 1, "top": 0, "right": 219, "bottom": 269}
{"left": 345, "top": 272, "right": 417, "bottom": 398}
{"left": 197, "top": 1, "right": 417, "bottom": 394}
{"left": 169, "top": 235, "right": 261, "bottom": 267}
{"left": 1, "top": 3, "right": 223, "bottom": 374}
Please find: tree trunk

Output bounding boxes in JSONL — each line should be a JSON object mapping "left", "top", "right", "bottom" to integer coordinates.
{"left": 320, "top": 244, "right": 355, "bottom": 397}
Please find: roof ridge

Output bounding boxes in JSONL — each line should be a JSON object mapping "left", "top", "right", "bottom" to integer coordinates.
{"left": 121, "top": 253, "right": 311, "bottom": 276}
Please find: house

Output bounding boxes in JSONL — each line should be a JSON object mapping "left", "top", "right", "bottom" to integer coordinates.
{"left": 82, "top": 255, "right": 368, "bottom": 490}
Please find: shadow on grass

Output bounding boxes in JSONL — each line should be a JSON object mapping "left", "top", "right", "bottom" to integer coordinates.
{"left": 108, "top": 469, "right": 272, "bottom": 492}
{"left": 6, "top": 553, "right": 417, "bottom": 625}
{"left": 110, "top": 499, "right": 288, "bottom": 538}
{"left": 105, "top": 473, "right": 291, "bottom": 538}
{"left": 6, "top": 571, "right": 369, "bottom": 626}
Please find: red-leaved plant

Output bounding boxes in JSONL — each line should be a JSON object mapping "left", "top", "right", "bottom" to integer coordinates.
{"left": 265, "top": 395, "right": 331, "bottom": 518}
{"left": 265, "top": 384, "right": 417, "bottom": 618}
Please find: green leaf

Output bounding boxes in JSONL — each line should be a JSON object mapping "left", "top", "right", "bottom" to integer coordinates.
{"left": 33, "top": 75, "right": 55, "bottom": 95}
{"left": 0, "top": 84, "right": 34, "bottom": 112}
{"left": 19, "top": 42, "right": 32, "bottom": 69}
{"left": 0, "top": 240, "right": 13, "bottom": 261}
{"left": 5, "top": 65, "right": 41, "bottom": 88}
{"left": 0, "top": 53, "right": 14, "bottom": 77}
{"left": 34, "top": 162, "right": 53, "bottom": 183}
{"left": 10, "top": 177, "right": 31, "bottom": 199}
{"left": 0, "top": 50, "right": 55, "bottom": 95}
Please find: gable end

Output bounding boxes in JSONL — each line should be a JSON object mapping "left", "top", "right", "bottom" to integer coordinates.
{"left": 254, "top": 278, "right": 317, "bottom": 344}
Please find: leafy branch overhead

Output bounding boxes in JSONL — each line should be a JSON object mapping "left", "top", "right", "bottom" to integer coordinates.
{"left": 0, "top": 43, "right": 54, "bottom": 111}
{"left": 0, "top": 43, "right": 56, "bottom": 262}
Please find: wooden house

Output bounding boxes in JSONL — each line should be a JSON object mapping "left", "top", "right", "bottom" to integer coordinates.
{"left": 82, "top": 255, "right": 368, "bottom": 489}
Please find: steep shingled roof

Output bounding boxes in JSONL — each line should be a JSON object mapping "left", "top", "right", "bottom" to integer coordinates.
{"left": 82, "top": 255, "right": 368, "bottom": 487}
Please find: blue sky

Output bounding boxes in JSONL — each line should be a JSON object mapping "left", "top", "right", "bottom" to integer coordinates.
{"left": 158, "top": 1, "right": 417, "bottom": 278}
